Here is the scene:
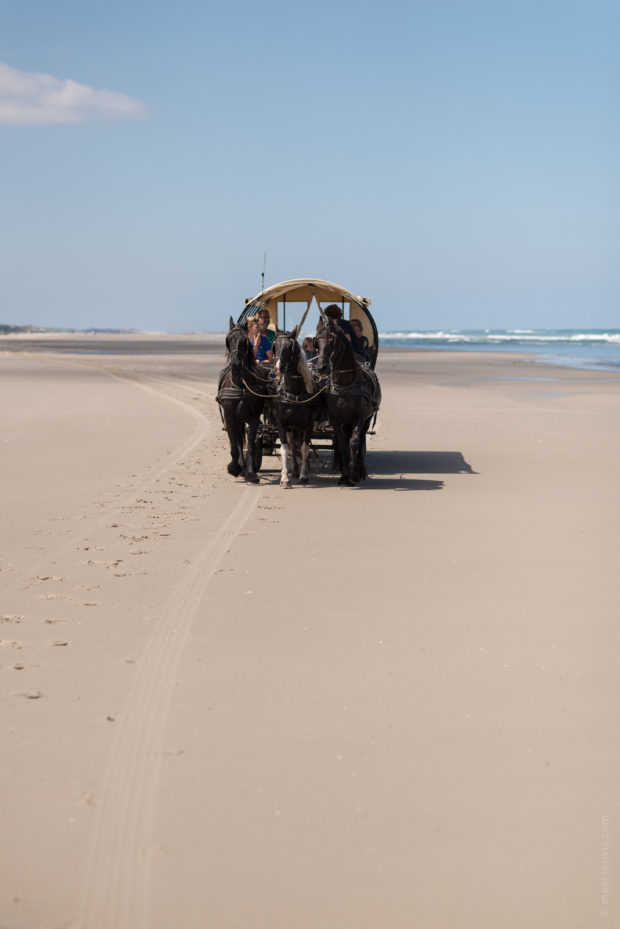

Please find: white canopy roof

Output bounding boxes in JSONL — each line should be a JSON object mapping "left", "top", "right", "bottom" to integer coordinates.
{"left": 245, "top": 279, "right": 372, "bottom": 312}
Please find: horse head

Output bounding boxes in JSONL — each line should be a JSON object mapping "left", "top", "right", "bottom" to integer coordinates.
{"left": 226, "top": 320, "right": 252, "bottom": 373}
{"left": 273, "top": 325, "right": 300, "bottom": 376}
{"left": 314, "top": 316, "right": 340, "bottom": 376}
{"left": 273, "top": 325, "right": 316, "bottom": 394}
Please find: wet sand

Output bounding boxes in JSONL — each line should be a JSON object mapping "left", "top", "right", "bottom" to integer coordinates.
{"left": 1, "top": 336, "right": 618, "bottom": 928}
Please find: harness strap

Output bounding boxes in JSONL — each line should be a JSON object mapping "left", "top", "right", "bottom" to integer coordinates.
{"left": 275, "top": 382, "right": 328, "bottom": 404}
{"left": 216, "top": 386, "right": 246, "bottom": 403}
{"left": 241, "top": 377, "right": 275, "bottom": 399}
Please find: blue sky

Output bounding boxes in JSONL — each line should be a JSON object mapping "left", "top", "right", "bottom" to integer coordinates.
{"left": 1, "top": 0, "right": 618, "bottom": 331}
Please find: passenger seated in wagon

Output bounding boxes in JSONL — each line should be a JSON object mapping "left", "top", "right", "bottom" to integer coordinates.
{"left": 257, "top": 309, "right": 275, "bottom": 346}
{"left": 350, "top": 318, "right": 371, "bottom": 362}
{"left": 302, "top": 336, "right": 318, "bottom": 366}
{"left": 248, "top": 316, "right": 273, "bottom": 365}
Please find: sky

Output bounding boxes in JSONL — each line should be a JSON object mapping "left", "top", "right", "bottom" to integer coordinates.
{"left": 1, "top": 0, "right": 618, "bottom": 332}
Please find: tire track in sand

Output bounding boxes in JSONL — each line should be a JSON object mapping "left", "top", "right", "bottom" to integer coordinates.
{"left": 0, "top": 367, "right": 211, "bottom": 597}
{"left": 77, "top": 486, "right": 259, "bottom": 929}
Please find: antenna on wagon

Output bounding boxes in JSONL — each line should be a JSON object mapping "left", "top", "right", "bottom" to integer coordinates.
{"left": 261, "top": 251, "right": 267, "bottom": 294}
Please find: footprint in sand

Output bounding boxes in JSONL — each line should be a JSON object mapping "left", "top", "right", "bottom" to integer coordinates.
{"left": 1, "top": 615, "right": 23, "bottom": 625}
{"left": 84, "top": 559, "right": 123, "bottom": 571}
{"left": 14, "top": 691, "right": 44, "bottom": 700}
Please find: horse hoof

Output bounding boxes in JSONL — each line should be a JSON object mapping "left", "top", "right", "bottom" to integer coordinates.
{"left": 299, "top": 477, "right": 309, "bottom": 485}
{"left": 280, "top": 480, "right": 291, "bottom": 489}
{"left": 338, "top": 476, "right": 353, "bottom": 486}
{"left": 246, "top": 474, "right": 260, "bottom": 484}
{"left": 227, "top": 462, "right": 242, "bottom": 477}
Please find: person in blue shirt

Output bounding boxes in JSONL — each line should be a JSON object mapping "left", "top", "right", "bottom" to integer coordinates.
{"left": 248, "top": 316, "right": 273, "bottom": 365}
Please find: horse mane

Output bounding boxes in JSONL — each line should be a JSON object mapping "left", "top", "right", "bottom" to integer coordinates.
{"left": 296, "top": 348, "right": 316, "bottom": 393}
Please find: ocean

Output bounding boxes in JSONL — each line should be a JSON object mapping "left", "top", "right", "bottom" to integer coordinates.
{"left": 377, "top": 329, "right": 620, "bottom": 372}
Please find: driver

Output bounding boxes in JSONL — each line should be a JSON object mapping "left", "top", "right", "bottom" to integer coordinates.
{"left": 324, "top": 304, "right": 365, "bottom": 361}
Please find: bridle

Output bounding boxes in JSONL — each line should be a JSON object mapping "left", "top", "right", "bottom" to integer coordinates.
{"left": 226, "top": 324, "right": 250, "bottom": 368}
{"left": 315, "top": 322, "right": 357, "bottom": 383}
{"left": 273, "top": 332, "right": 300, "bottom": 377}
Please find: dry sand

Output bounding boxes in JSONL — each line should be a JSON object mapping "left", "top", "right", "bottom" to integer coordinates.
{"left": 1, "top": 335, "right": 618, "bottom": 929}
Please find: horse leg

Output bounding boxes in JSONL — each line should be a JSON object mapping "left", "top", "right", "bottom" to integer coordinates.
{"left": 299, "top": 439, "right": 311, "bottom": 484}
{"left": 335, "top": 425, "right": 352, "bottom": 486}
{"left": 359, "top": 432, "right": 368, "bottom": 480}
{"left": 223, "top": 409, "right": 244, "bottom": 477}
{"left": 279, "top": 441, "right": 292, "bottom": 488}
{"left": 245, "top": 418, "right": 260, "bottom": 484}
{"left": 359, "top": 419, "right": 371, "bottom": 480}
{"left": 331, "top": 441, "right": 341, "bottom": 472}
{"left": 276, "top": 420, "right": 292, "bottom": 488}
{"left": 298, "top": 419, "right": 313, "bottom": 485}
{"left": 349, "top": 417, "right": 366, "bottom": 484}
{"left": 291, "top": 431, "right": 300, "bottom": 479}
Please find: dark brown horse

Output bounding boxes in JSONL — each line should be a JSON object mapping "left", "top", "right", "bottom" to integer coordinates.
{"left": 314, "top": 314, "right": 381, "bottom": 485}
{"left": 216, "top": 317, "right": 272, "bottom": 483}
{"left": 271, "top": 325, "right": 324, "bottom": 487}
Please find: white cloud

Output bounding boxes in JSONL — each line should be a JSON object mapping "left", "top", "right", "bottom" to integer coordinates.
{"left": 0, "top": 61, "right": 147, "bottom": 125}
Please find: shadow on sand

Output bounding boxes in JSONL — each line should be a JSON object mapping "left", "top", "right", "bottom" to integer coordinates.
{"left": 260, "top": 449, "right": 476, "bottom": 492}
{"left": 359, "top": 449, "right": 477, "bottom": 491}
{"left": 369, "top": 450, "right": 476, "bottom": 475}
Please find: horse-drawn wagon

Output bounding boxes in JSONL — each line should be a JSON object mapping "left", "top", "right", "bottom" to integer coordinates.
{"left": 217, "top": 278, "right": 381, "bottom": 486}
{"left": 239, "top": 279, "right": 379, "bottom": 369}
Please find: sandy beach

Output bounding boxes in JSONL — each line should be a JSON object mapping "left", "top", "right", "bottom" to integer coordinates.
{"left": 1, "top": 335, "right": 618, "bottom": 929}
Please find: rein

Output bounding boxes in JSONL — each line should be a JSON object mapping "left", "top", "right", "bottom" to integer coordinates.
{"left": 327, "top": 362, "right": 359, "bottom": 391}
{"left": 330, "top": 367, "right": 357, "bottom": 377}
{"left": 276, "top": 381, "right": 328, "bottom": 403}
{"left": 241, "top": 376, "right": 275, "bottom": 399}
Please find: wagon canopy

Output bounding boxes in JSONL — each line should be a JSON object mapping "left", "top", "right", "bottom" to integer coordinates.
{"left": 238, "top": 278, "right": 379, "bottom": 367}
